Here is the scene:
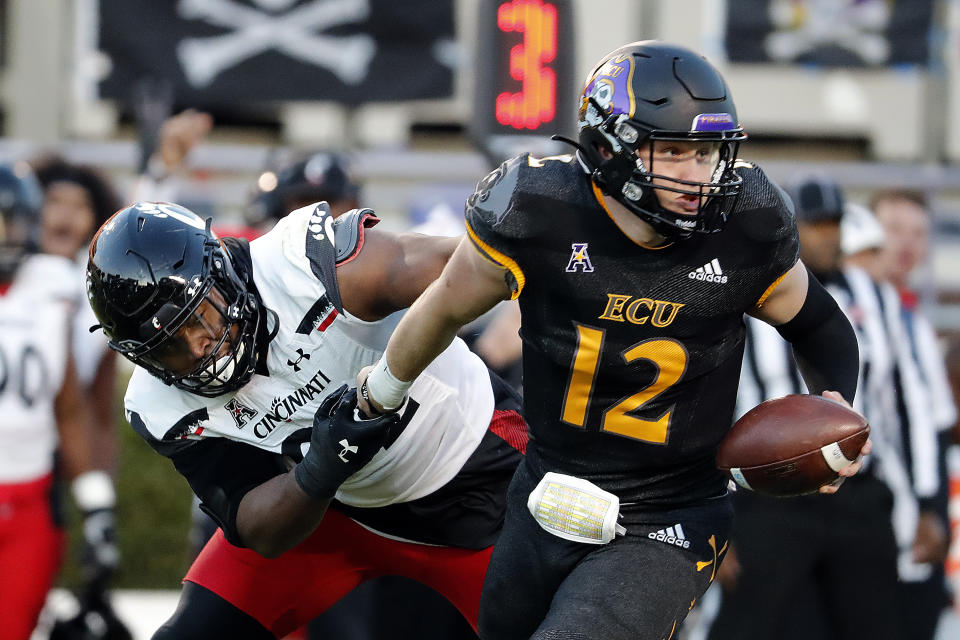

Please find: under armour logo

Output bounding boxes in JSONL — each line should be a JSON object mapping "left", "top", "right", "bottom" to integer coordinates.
{"left": 338, "top": 438, "right": 358, "bottom": 463}
{"left": 186, "top": 276, "right": 203, "bottom": 296}
{"left": 287, "top": 348, "right": 311, "bottom": 372}
{"left": 565, "top": 243, "right": 595, "bottom": 273}
{"left": 176, "top": 0, "right": 377, "bottom": 89}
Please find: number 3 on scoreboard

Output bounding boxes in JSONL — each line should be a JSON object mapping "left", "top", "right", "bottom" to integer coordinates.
{"left": 561, "top": 325, "right": 688, "bottom": 443}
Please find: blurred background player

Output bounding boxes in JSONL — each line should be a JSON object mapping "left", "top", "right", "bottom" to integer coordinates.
{"left": 29, "top": 156, "right": 130, "bottom": 638}
{"left": 873, "top": 189, "right": 957, "bottom": 640}
{"left": 0, "top": 162, "right": 123, "bottom": 640}
{"left": 247, "top": 151, "right": 361, "bottom": 230}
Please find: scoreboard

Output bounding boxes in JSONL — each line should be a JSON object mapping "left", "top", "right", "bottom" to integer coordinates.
{"left": 472, "top": 0, "right": 576, "bottom": 160}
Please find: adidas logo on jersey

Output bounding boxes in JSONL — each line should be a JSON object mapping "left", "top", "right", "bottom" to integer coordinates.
{"left": 648, "top": 524, "right": 691, "bottom": 549}
{"left": 688, "top": 258, "right": 727, "bottom": 283}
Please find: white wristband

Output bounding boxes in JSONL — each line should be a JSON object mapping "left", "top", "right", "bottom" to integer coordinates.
{"left": 71, "top": 470, "right": 116, "bottom": 512}
{"left": 365, "top": 357, "right": 413, "bottom": 410}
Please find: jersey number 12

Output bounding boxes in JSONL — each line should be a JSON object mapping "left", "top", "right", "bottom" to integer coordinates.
{"left": 561, "top": 325, "right": 687, "bottom": 444}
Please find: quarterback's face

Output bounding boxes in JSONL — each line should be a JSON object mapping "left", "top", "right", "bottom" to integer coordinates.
{"left": 638, "top": 140, "right": 722, "bottom": 215}
{"left": 41, "top": 181, "right": 96, "bottom": 259}
{"left": 150, "top": 288, "right": 241, "bottom": 377}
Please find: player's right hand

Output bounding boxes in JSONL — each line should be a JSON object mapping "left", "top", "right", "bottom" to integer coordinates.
{"left": 294, "top": 384, "right": 402, "bottom": 501}
{"left": 818, "top": 390, "right": 871, "bottom": 494}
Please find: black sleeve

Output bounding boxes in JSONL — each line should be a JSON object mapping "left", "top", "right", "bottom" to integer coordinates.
{"left": 169, "top": 438, "right": 287, "bottom": 547}
{"left": 775, "top": 269, "right": 859, "bottom": 402}
{"left": 128, "top": 409, "right": 290, "bottom": 547}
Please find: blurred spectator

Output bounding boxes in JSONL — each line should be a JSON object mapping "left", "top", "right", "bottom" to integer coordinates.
{"left": 944, "top": 341, "right": 960, "bottom": 610}
{"left": 873, "top": 189, "right": 957, "bottom": 640}
{"left": 131, "top": 108, "right": 213, "bottom": 205}
{"left": 707, "top": 175, "right": 901, "bottom": 640}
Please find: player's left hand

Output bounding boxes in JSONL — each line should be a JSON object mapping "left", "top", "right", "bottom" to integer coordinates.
{"left": 80, "top": 507, "right": 120, "bottom": 594}
{"left": 49, "top": 507, "right": 131, "bottom": 640}
{"left": 356, "top": 364, "right": 391, "bottom": 417}
{"left": 818, "top": 390, "right": 872, "bottom": 494}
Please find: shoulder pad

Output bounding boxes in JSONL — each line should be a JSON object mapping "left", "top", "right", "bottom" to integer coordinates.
{"left": 127, "top": 407, "right": 208, "bottom": 458}
{"left": 332, "top": 208, "right": 380, "bottom": 265}
{"left": 731, "top": 163, "right": 797, "bottom": 243}
{"left": 465, "top": 155, "right": 523, "bottom": 230}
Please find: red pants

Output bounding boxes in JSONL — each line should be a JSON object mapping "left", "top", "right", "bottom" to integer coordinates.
{"left": 186, "top": 508, "right": 494, "bottom": 638}
{"left": 0, "top": 474, "right": 65, "bottom": 640}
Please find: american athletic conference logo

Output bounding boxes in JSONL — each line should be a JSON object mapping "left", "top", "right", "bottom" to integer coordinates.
{"left": 566, "top": 243, "right": 594, "bottom": 273}
{"left": 225, "top": 398, "right": 258, "bottom": 430}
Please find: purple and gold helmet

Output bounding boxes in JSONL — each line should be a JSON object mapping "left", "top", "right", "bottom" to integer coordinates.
{"left": 577, "top": 41, "right": 746, "bottom": 238}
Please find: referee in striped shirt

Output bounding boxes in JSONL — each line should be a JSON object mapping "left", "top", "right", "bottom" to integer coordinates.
{"left": 707, "top": 175, "right": 901, "bottom": 640}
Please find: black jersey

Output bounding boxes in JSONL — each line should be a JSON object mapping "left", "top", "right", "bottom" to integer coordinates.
{"left": 465, "top": 153, "right": 799, "bottom": 504}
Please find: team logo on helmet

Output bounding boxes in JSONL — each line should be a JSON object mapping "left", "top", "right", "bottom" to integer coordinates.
{"left": 582, "top": 53, "right": 634, "bottom": 120}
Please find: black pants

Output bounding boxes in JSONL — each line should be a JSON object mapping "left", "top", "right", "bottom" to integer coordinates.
{"left": 478, "top": 456, "right": 733, "bottom": 640}
{"left": 707, "top": 474, "right": 900, "bottom": 640}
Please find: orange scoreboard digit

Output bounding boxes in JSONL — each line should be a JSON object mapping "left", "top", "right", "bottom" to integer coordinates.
{"left": 473, "top": 0, "right": 574, "bottom": 146}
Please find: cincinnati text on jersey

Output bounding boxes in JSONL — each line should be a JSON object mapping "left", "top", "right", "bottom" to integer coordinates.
{"left": 598, "top": 294, "right": 685, "bottom": 327}
{"left": 252, "top": 368, "right": 332, "bottom": 439}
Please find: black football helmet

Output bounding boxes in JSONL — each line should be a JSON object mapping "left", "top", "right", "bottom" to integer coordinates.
{"left": 575, "top": 41, "right": 747, "bottom": 238}
{"left": 0, "top": 162, "right": 42, "bottom": 281}
{"left": 86, "top": 202, "right": 267, "bottom": 396}
{"left": 247, "top": 152, "right": 359, "bottom": 226}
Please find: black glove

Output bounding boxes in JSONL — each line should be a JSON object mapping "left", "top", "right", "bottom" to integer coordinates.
{"left": 295, "top": 384, "right": 403, "bottom": 501}
{"left": 50, "top": 511, "right": 131, "bottom": 640}
{"left": 80, "top": 507, "right": 120, "bottom": 598}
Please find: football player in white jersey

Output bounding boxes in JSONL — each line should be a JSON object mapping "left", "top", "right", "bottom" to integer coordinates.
{"left": 85, "top": 200, "right": 528, "bottom": 638}
{"left": 31, "top": 157, "right": 132, "bottom": 638}
{"left": 0, "top": 163, "right": 110, "bottom": 640}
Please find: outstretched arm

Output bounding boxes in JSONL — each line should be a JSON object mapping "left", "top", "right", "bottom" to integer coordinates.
{"left": 358, "top": 235, "right": 514, "bottom": 414}
{"left": 337, "top": 229, "right": 461, "bottom": 322}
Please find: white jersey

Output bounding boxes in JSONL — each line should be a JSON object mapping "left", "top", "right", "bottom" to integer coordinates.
{"left": 0, "top": 255, "right": 76, "bottom": 483}
{"left": 125, "top": 204, "right": 495, "bottom": 507}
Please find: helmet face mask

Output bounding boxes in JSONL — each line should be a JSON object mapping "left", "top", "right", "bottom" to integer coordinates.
{"left": 87, "top": 202, "right": 266, "bottom": 397}
{"left": 135, "top": 283, "right": 253, "bottom": 395}
{"left": 577, "top": 42, "right": 747, "bottom": 239}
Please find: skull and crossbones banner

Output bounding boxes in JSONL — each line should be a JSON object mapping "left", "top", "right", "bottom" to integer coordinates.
{"left": 97, "top": 0, "right": 455, "bottom": 104}
{"left": 724, "top": 0, "right": 933, "bottom": 66}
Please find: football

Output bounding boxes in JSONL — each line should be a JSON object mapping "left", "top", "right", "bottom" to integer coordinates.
{"left": 716, "top": 394, "right": 870, "bottom": 497}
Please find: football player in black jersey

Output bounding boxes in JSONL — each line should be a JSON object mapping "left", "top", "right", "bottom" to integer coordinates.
{"left": 357, "top": 41, "right": 870, "bottom": 640}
